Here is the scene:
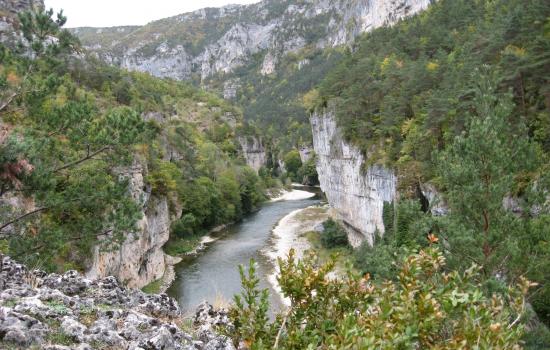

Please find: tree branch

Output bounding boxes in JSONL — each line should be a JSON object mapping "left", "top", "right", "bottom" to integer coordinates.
{"left": 51, "top": 145, "right": 111, "bottom": 173}
{"left": 0, "top": 206, "right": 49, "bottom": 233}
{"left": 0, "top": 92, "right": 20, "bottom": 114}
{"left": 19, "top": 229, "right": 114, "bottom": 256}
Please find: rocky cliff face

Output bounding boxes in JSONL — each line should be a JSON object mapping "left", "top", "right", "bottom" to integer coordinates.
{"left": 87, "top": 162, "right": 179, "bottom": 289}
{"left": 0, "top": 0, "right": 43, "bottom": 42}
{"left": 0, "top": 0, "right": 42, "bottom": 16}
{"left": 311, "top": 110, "right": 396, "bottom": 247}
{"left": 238, "top": 136, "right": 266, "bottom": 172}
{"left": 72, "top": 0, "right": 432, "bottom": 82}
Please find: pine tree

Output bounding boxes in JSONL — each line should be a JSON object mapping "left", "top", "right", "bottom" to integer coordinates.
{"left": 436, "top": 74, "right": 540, "bottom": 280}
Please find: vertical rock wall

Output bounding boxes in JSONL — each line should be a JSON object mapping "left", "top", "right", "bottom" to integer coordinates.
{"left": 87, "top": 162, "right": 175, "bottom": 289}
{"left": 311, "top": 110, "right": 396, "bottom": 247}
{"left": 238, "top": 136, "right": 266, "bottom": 172}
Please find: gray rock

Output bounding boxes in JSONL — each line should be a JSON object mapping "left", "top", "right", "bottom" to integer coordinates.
{"left": 0, "top": 307, "right": 49, "bottom": 346}
{"left": 0, "top": 256, "right": 230, "bottom": 349}
{"left": 61, "top": 316, "right": 87, "bottom": 341}
{"left": 203, "top": 336, "right": 236, "bottom": 350}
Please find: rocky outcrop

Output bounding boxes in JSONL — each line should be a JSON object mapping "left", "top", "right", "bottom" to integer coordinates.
{"left": 299, "top": 146, "right": 313, "bottom": 163}
{"left": 0, "top": 0, "right": 43, "bottom": 43}
{"left": 121, "top": 43, "right": 192, "bottom": 81}
{"left": 223, "top": 79, "right": 240, "bottom": 100}
{"left": 73, "top": 0, "right": 432, "bottom": 81}
{"left": 0, "top": 0, "right": 43, "bottom": 16}
{"left": 238, "top": 136, "right": 266, "bottom": 172}
{"left": 311, "top": 110, "right": 396, "bottom": 247}
{"left": 420, "top": 183, "right": 449, "bottom": 216}
{"left": 0, "top": 255, "right": 234, "bottom": 349}
{"left": 87, "top": 162, "right": 178, "bottom": 289}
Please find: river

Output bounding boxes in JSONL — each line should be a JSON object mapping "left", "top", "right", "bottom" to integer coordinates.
{"left": 166, "top": 187, "right": 324, "bottom": 313}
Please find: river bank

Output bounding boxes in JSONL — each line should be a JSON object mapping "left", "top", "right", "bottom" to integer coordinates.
{"left": 263, "top": 205, "right": 330, "bottom": 306}
{"left": 165, "top": 188, "right": 322, "bottom": 312}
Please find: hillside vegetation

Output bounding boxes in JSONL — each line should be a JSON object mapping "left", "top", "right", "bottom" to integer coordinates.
{"left": 0, "top": 9, "right": 266, "bottom": 272}
{"left": 302, "top": 0, "right": 550, "bottom": 345}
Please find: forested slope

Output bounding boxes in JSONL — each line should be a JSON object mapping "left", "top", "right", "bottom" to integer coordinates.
{"left": 0, "top": 8, "right": 266, "bottom": 275}
{"left": 304, "top": 0, "right": 550, "bottom": 344}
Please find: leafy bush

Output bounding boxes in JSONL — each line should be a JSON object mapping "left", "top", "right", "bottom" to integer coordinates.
{"left": 230, "top": 245, "right": 532, "bottom": 349}
{"left": 297, "top": 155, "right": 318, "bottom": 186}
{"left": 283, "top": 150, "right": 302, "bottom": 181}
{"left": 146, "top": 160, "right": 181, "bottom": 196}
{"left": 320, "top": 218, "right": 349, "bottom": 248}
{"left": 171, "top": 214, "right": 198, "bottom": 238}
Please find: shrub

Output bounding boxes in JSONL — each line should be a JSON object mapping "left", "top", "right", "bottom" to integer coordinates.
{"left": 172, "top": 213, "right": 198, "bottom": 238}
{"left": 146, "top": 160, "right": 181, "bottom": 196}
{"left": 320, "top": 218, "right": 349, "bottom": 248}
{"left": 283, "top": 150, "right": 302, "bottom": 181}
{"left": 229, "top": 244, "right": 532, "bottom": 349}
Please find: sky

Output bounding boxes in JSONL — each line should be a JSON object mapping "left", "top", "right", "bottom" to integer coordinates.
{"left": 44, "top": 0, "right": 261, "bottom": 28}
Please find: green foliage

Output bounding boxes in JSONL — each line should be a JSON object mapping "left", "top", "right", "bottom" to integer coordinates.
{"left": 141, "top": 278, "right": 163, "bottom": 294}
{"left": 435, "top": 77, "right": 539, "bottom": 278}
{"left": 230, "top": 246, "right": 531, "bottom": 349}
{"left": 230, "top": 260, "right": 274, "bottom": 348}
{"left": 319, "top": 219, "right": 349, "bottom": 248}
{"left": 283, "top": 150, "right": 302, "bottom": 181}
{"left": 146, "top": 160, "right": 181, "bottom": 196}
{"left": 317, "top": 0, "right": 550, "bottom": 177}
{"left": 296, "top": 154, "right": 318, "bottom": 185}
{"left": 354, "top": 199, "right": 428, "bottom": 279}
{"left": 0, "top": 9, "right": 156, "bottom": 271}
{"left": 171, "top": 214, "right": 197, "bottom": 238}
{"left": 163, "top": 235, "right": 202, "bottom": 256}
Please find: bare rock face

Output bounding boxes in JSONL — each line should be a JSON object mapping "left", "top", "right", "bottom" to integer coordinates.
{"left": 223, "top": 79, "right": 241, "bottom": 100}
{"left": 420, "top": 183, "right": 449, "bottom": 216}
{"left": 0, "top": 0, "right": 43, "bottom": 16}
{"left": 299, "top": 146, "right": 313, "bottom": 163}
{"left": 0, "top": 0, "right": 44, "bottom": 43}
{"left": 87, "top": 162, "right": 175, "bottom": 289}
{"left": 238, "top": 136, "right": 266, "bottom": 172}
{"left": 311, "top": 110, "right": 396, "bottom": 247}
{"left": 0, "top": 255, "right": 234, "bottom": 349}
{"left": 73, "top": 0, "right": 433, "bottom": 81}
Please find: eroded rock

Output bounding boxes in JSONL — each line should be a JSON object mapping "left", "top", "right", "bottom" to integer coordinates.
{"left": 0, "top": 255, "right": 234, "bottom": 349}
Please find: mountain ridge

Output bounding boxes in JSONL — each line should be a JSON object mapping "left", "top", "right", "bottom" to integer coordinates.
{"left": 71, "top": 0, "right": 432, "bottom": 82}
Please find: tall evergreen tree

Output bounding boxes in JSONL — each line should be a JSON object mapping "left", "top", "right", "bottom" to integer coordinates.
{"left": 436, "top": 74, "right": 541, "bottom": 281}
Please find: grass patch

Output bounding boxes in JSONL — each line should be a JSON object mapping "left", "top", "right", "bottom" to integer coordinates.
{"left": 164, "top": 235, "right": 203, "bottom": 256}
{"left": 46, "top": 331, "right": 74, "bottom": 346}
{"left": 78, "top": 306, "right": 98, "bottom": 326}
{"left": 45, "top": 301, "right": 69, "bottom": 315}
{"left": 1, "top": 298, "right": 18, "bottom": 308}
{"left": 141, "top": 278, "right": 163, "bottom": 294}
{"left": 96, "top": 303, "right": 114, "bottom": 311}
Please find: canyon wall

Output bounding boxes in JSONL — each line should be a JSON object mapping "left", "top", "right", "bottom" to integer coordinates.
{"left": 311, "top": 110, "right": 396, "bottom": 247}
{"left": 238, "top": 136, "right": 266, "bottom": 172}
{"left": 73, "top": 0, "right": 433, "bottom": 82}
{"left": 87, "top": 162, "right": 178, "bottom": 289}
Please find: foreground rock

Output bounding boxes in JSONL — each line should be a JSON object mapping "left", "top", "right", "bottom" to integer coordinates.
{"left": 0, "top": 255, "right": 234, "bottom": 350}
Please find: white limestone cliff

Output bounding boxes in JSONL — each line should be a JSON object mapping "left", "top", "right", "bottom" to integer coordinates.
{"left": 87, "top": 162, "right": 178, "bottom": 289}
{"left": 238, "top": 136, "right": 266, "bottom": 172}
{"left": 311, "top": 110, "right": 396, "bottom": 247}
{"left": 75, "top": 0, "right": 433, "bottom": 81}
